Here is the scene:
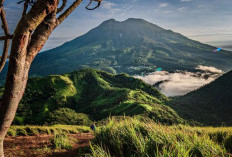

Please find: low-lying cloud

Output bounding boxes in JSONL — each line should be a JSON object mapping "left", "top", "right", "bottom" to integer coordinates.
{"left": 196, "top": 65, "right": 223, "bottom": 74}
{"left": 135, "top": 65, "right": 223, "bottom": 97}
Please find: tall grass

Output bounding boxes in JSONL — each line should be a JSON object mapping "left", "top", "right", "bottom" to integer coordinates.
{"left": 7, "top": 125, "right": 90, "bottom": 137}
{"left": 50, "top": 134, "right": 72, "bottom": 149}
{"left": 89, "top": 117, "right": 232, "bottom": 157}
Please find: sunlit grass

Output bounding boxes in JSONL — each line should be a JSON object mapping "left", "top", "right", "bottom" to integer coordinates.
{"left": 89, "top": 117, "right": 232, "bottom": 156}
{"left": 7, "top": 125, "right": 90, "bottom": 137}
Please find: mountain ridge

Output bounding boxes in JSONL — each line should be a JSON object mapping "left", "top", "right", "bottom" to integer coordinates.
{"left": 1, "top": 18, "right": 232, "bottom": 83}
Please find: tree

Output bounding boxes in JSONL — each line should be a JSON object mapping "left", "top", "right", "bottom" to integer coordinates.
{"left": 0, "top": 0, "right": 102, "bottom": 156}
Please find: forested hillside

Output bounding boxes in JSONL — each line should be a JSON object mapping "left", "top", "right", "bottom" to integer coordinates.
{"left": 0, "top": 69, "right": 184, "bottom": 125}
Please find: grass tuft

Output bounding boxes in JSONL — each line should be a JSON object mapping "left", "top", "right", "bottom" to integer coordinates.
{"left": 50, "top": 134, "right": 72, "bottom": 149}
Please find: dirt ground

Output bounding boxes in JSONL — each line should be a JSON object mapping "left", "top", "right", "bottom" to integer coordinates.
{"left": 4, "top": 133, "right": 94, "bottom": 157}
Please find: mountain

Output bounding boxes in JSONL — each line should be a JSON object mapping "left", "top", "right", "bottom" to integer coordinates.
{"left": 1, "top": 18, "right": 232, "bottom": 83}
{"left": 1, "top": 69, "right": 184, "bottom": 125}
{"left": 172, "top": 70, "right": 232, "bottom": 126}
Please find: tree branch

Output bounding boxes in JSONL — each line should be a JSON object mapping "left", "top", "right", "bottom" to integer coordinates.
{"left": 57, "top": 0, "right": 82, "bottom": 24}
{"left": 0, "top": 35, "right": 13, "bottom": 40}
{"left": 85, "top": 0, "right": 102, "bottom": 10}
{"left": 22, "top": 0, "right": 30, "bottom": 16}
{"left": 0, "top": 0, "right": 5, "bottom": 7}
{"left": 0, "top": 55, "right": 9, "bottom": 59}
{"left": 0, "top": 5, "right": 10, "bottom": 73}
{"left": 26, "top": 10, "right": 57, "bottom": 62}
{"left": 57, "top": 0, "right": 67, "bottom": 14}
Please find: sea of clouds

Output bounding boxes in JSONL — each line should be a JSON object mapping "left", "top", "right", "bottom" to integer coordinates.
{"left": 135, "top": 65, "right": 223, "bottom": 97}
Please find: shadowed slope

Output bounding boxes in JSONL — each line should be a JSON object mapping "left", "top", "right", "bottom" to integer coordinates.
{"left": 172, "top": 70, "right": 232, "bottom": 126}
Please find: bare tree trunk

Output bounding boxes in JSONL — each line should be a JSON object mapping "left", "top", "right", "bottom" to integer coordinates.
{"left": 0, "top": 1, "right": 58, "bottom": 156}
{"left": 0, "top": 0, "right": 90, "bottom": 156}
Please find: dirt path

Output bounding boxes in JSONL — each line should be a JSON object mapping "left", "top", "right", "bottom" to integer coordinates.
{"left": 4, "top": 133, "right": 94, "bottom": 157}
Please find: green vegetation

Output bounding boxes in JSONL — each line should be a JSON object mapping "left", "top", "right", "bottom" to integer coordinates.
{"left": 50, "top": 134, "right": 72, "bottom": 149}
{"left": 6, "top": 118, "right": 232, "bottom": 156}
{"left": 172, "top": 70, "right": 232, "bottom": 126}
{"left": 88, "top": 117, "right": 232, "bottom": 156}
{"left": 8, "top": 69, "right": 183, "bottom": 125}
{"left": 2, "top": 68, "right": 230, "bottom": 127}
{"left": 7, "top": 125, "right": 90, "bottom": 137}
{"left": 48, "top": 108, "right": 92, "bottom": 125}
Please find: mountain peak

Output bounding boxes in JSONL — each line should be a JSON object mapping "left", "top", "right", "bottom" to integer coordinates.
{"left": 94, "top": 18, "right": 165, "bottom": 39}
{"left": 2, "top": 18, "right": 230, "bottom": 84}
{"left": 124, "top": 18, "right": 147, "bottom": 22}
{"left": 99, "top": 18, "right": 161, "bottom": 28}
{"left": 102, "top": 18, "right": 146, "bottom": 24}
{"left": 100, "top": 19, "right": 118, "bottom": 26}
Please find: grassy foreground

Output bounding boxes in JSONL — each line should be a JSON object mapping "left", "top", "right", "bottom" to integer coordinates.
{"left": 89, "top": 117, "right": 232, "bottom": 157}
{"left": 7, "top": 125, "right": 90, "bottom": 137}
{"left": 5, "top": 119, "right": 232, "bottom": 156}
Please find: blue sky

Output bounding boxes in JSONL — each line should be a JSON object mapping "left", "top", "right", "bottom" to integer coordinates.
{"left": 1, "top": 0, "right": 232, "bottom": 51}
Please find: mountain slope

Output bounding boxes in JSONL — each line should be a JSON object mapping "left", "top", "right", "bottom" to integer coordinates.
{"left": 29, "top": 18, "right": 232, "bottom": 75}
{"left": 172, "top": 70, "right": 232, "bottom": 126}
{"left": 1, "top": 18, "right": 231, "bottom": 82}
{"left": 3, "top": 69, "right": 184, "bottom": 125}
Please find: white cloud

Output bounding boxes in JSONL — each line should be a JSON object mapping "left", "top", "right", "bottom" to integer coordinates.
{"left": 135, "top": 66, "right": 223, "bottom": 97}
{"left": 102, "top": 1, "right": 116, "bottom": 9}
{"left": 158, "top": 3, "right": 168, "bottom": 8}
{"left": 178, "top": 7, "right": 185, "bottom": 11}
{"left": 163, "top": 10, "right": 172, "bottom": 14}
{"left": 196, "top": 65, "right": 223, "bottom": 74}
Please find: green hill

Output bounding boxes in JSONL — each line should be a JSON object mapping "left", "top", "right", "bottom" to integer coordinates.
{"left": 172, "top": 70, "right": 232, "bottom": 126}
{"left": 1, "top": 18, "right": 232, "bottom": 83}
{"left": 3, "top": 69, "right": 184, "bottom": 125}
